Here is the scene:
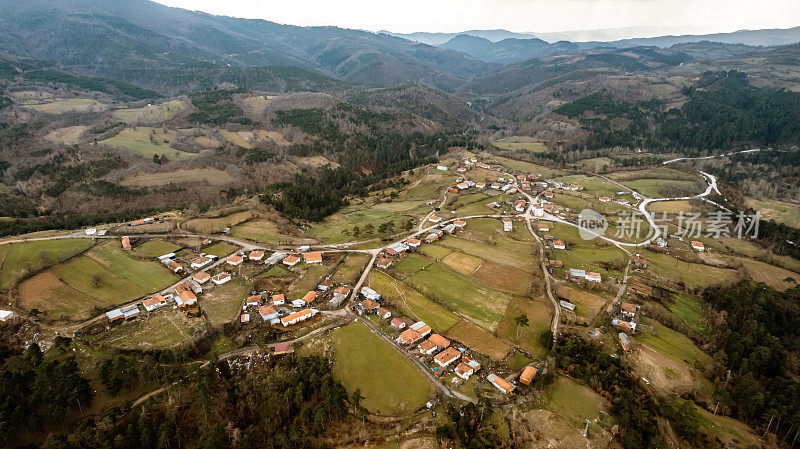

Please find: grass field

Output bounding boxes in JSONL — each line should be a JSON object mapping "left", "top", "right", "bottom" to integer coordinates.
{"left": 230, "top": 219, "right": 300, "bottom": 244}
{"left": 492, "top": 136, "right": 547, "bottom": 153}
{"left": 17, "top": 271, "right": 108, "bottom": 321}
{"left": 406, "top": 262, "right": 511, "bottom": 330}
{"left": 105, "top": 310, "right": 202, "bottom": 350}
{"left": 289, "top": 265, "right": 331, "bottom": 298}
{"left": 219, "top": 130, "right": 253, "bottom": 148}
{"left": 606, "top": 167, "right": 698, "bottom": 182}
{"left": 203, "top": 277, "right": 250, "bottom": 326}
{"left": 549, "top": 223, "right": 626, "bottom": 279}
{"left": 330, "top": 323, "right": 432, "bottom": 415}
{"left": 0, "top": 239, "right": 93, "bottom": 290}
{"left": 621, "top": 179, "right": 703, "bottom": 198}
{"left": 483, "top": 154, "right": 561, "bottom": 178}
{"left": 26, "top": 98, "right": 106, "bottom": 114}
{"left": 496, "top": 297, "right": 551, "bottom": 357}
{"left": 694, "top": 405, "right": 761, "bottom": 447}
{"left": 646, "top": 252, "right": 735, "bottom": 289}
{"left": 44, "top": 125, "right": 88, "bottom": 145}
{"left": 90, "top": 242, "right": 179, "bottom": 291}
{"left": 101, "top": 127, "right": 196, "bottom": 160}
{"left": 445, "top": 319, "right": 510, "bottom": 361}
{"left": 53, "top": 256, "right": 153, "bottom": 303}
{"left": 545, "top": 376, "right": 606, "bottom": 425}
{"left": 442, "top": 251, "right": 482, "bottom": 275}
{"left": 439, "top": 235, "right": 536, "bottom": 273}
{"left": 419, "top": 244, "right": 453, "bottom": 260}
{"left": 556, "top": 286, "right": 607, "bottom": 320}
{"left": 733, "top": 256, "right": 800, "bottom": 290}
{"left": 331, "top": 253, "right": 371, "bottom": 284}
{"left": 744, "top": 197, "right": 800, "bottom": 227}
{"left": 120, "top": 168, "right": 234, "bottom": 187}
{"left": 394, "top": 254, "right": 433, "bottom": 274}
{"left": 506, "top": 350, "right": 534, "bottom": 371}
{"left": 552, "top": 175, "right": 619, "bottom": 196}
{"left": 261, "top": 265, "right": 292, "bottom": 278}
{"left": 369, "top": 271, "right": 460, "bottom": 332}
{"left": 637, "top": 318, "right": 712, "bottom": 368}
{"left": 203, "top": 241, "right": 239, "bottom": 258}
{"left": 130, "top": 239, "right": 182, "bottom": 259}
{"left": 668, "top": 293, "right": 709, "bottom": 335}
{"left": 472, "top": 260, "right": 532, "bottom": 296}
{"left": 184, "top": 211, "right": 252, "bottom": 234}
{"left": 112, "top": 100, "right": 186, "bottom": 123}
{"left": 648, "top": 200, "right": 699, "bottom": 214}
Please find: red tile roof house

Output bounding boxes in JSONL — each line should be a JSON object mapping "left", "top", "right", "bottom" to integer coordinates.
{"left": 282, "top": 255, "right": 301, "bottom": 266}
{"left": 621, "top": 302, "right": 639, "bottom": 318}
{"left": 691, "top": 241, "right": 705, "bottom": 252}
{"left": 428, "top": 215, "right": 442, "bottom": 223}
{"left": 358, "top": 299, "right": 381, "bottom": 314}
{"left": 191, "top": 256, "right": 213, "bottom": 269}
{"left": 390, "top": 317, "right": 406, "bottom": 330}
{"left": 454, "top": 356, "right": 481, "bottom": 380}
{"left": 121, "top": 236, "right": 132, "bottom": 251}
{"left": 417, "top": 339, "right": 439, "bottom": 356}
{"left": 404, "top": 238, "right": 421, "bottom": 247}
{"left": 226, "top": 255, "right": 244, "bottom": 266}
{"left": 519, "top": 366, "right": 538, "bottom": 385}
{"left": 304, "top": 251, "right": 323, "bottom": 264}
{"left": 211, "top": 272, "right": 232, "bottom": 285}
{"left": 272, "top": 294, "right": 286, "bottom": 305}
{"left": 434, "top": 347, "right": 461, "bottom": 367}
{"left": 376, "top": 256, "right": 392, "bottom": 269}
{"left": 167, "top": 261, "right": 184, "bottom": 273}
{"left": 248, "top": 250, "right": 265, "bottom": 261}
{"left": 396, "top": 329, "right": 422, "bottom": 345}
{"left": 280, "top": 308, "right": 318, "bottom": 327}
{"left": 174, "top": 285, "right": 198, "bottom": 307}
{"left": 143, "top": 295, "right": 168, "bottom": 312}
{"left": 193, "top": 271, "right": 211, "bottom": 284}
{"left": 245, "top": 295, "right": 262, "bottom": 308}
{"left": 453, "top": 220, "right": 467, "bottom": 229}
{"left": 240, "top": 313, "right": 250, "bottom": 324}
{"left": 536, "top": 223, "right": 550, "bottom": 232}
{"left": 585, "top": 272, "right": 602, "bottom": 283}
{"left": 553, "top": 240, "right": 566, "bottom": 250}
{"left": 258, "top": 305, "right": 279, "bottom": 321}
{"left": 376, "top": 307, "right": 392, "bottom": 319}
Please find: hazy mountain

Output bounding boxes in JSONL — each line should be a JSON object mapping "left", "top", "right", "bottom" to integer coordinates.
{"left": 0, "top": 0, "right": 495, "bottom": 92}
{"left": 440, "top": 34, "right": 579, "bottom": 64}
{"left": 381, "top": 29, "right": 537, "bottom": 46}
{"left": 585, "top": 26, "right": 800, "bottom": 49}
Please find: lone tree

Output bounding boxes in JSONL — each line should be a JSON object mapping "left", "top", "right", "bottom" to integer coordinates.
{"left": 514, "top": 314, "right": 530, "bottom": 339}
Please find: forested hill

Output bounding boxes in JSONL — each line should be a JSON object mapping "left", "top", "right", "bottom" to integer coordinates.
{"left": 0, "top": 0, "right": 494, "bottom": 92}
{"left": 553, "top": 70, "right": 800, "bottom": 152}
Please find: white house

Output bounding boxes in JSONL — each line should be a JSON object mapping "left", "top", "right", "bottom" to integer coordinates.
{"left": 502, "top": 218, "right": 513, "bottom": 232}
{"left": 143, "top": 295, "right": 168, "bottom": 312}
{"left": 360, "top": 286, "right": 381, "bottom": 301}
{"left": 211, "top": 272, "right": 231, "bottom": 285}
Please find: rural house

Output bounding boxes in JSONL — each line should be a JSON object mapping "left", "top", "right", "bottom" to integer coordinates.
{"left": 280, "top": 308, "right": 318, "bottom": 327}
{"left": 417, "top": 340, "right": 438, "bottom": 355}
{"left": 454, "top": 357, "right": 481, "bottom": 380}
{"left": 248, "top": 250, "right": 265, "bottom": 261}
{"left": 246, "top": 295, "right": 261, "bottom": 307}
{"left": 428, "top": 215, "right": 442, "bottom": 223}
{"left": 360, "top": 286, "right": 381, "bottom": 301}
{"left": 191, "top": 256, "right": 213, "bottom": 269}
{"left": 396, "top": 329, "right": 422, "bottom": 345}
{"left": 376, "top": 307, "right": 392, "bottom": 319}
{"left": 282, "top": 255, "right": 300, "bottom": 266}
{"left": 691, "top": 241, "right": 705, "bottom": 252}
{"left": 585, "top": 272, "right": 602, "bottom": 283}
{"left": 358, "top": 299, "right": 380, "bottom": 314}
{"left": 433, "top": 347, "right": 461, "bottom": 367}
{"left": 404, "top": 238, "right": 421, "bottom": 247}
{"left": 621, "top": 302, "right": 639, "bottom": 318}
{"left": 390, "top": 317, "right": 406, "bottom": 330}
{"left": 410, "top": 321, "right": 432, "bottom": 338}
{"left": 258, "top": 305, "right": 279, "bottom": 321}
{"left": 272, "top": 294, "right": 286, "bottom": 305}
{"left": 304, "top": 251, "right": 323, "bottom": 264}
{"left": 143, "top": 295, "right": 168, "bottom": 312}
{"left": 427, "top": 334, "right": 451, "bottom": 350}
{"left": 302, "top": 291, "right": 317, "bottom": 304}
{"left": 553, "top": 240, "right": 565, "bottom": 250}
{"left": 121, "top": 236, "right": 132, "bottom": 251}
{"left": 612, "top": 318, "right": 637, "bottom": 332}
{"left": 502, "top": 218, "right": 513, "bottom": 232}
{"left": 193, "top": 271, "right": 211, "bottom": 284}
{"left": 226, "top": 255, "right": 244, "bottom": 266}
{"left": 211, "top": 272, "right": 232, "bottom": 285}
{"left": 240, "top": 313, "right": 250, "bottom": 323}
{"left": 318, "top": 278, "right": 333, "bottom": 291}
{"left": 167, "top": 261, "right": 183, "bottom": 273}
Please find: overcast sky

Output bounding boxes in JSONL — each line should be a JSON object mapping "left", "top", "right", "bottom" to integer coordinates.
{"left": 153, "top": 0, "right": 800, "bottom": 37}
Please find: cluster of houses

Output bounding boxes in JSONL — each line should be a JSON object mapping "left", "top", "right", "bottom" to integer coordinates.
{"left": 612, "top": 301, "right": 641, "bottom": 351}
{"left": 242, "top": 275, "right": 352, "bottom": 327}
{"left": 597, "top": 191, "right": 640, "bottom": 208}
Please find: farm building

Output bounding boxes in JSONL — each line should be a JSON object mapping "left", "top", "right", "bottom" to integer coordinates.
{"left": 130, "top": 217, "right": 154, "bottom": 226}
{"left": 428, "top": 215, "right": 442, "bottom": 223}
{"left": 248, "top": 250, "right": 265, "bottom": 261}
{"left": 619, "top": 332, "right": 632, "bottom": 351}
{"left": 246, "top": 295, "right": 262, "bottom": 307}
{"left": 280, "top": 308, "right": 318, "bottom": 327}
{"left": 487, "top": 374, "right": 514, "bottom": 395}
{"left": 568, "top": 268, "right": 586, "bottom": 280}
{"left": 266, "top": 252, "right": 288, "bottom": 265}
{"left": 599, "top": 196, "right": 612, "bottom": 202}
{"left": 427, "top": 334, "right": 451, "bottom": 350}
{"left": 272, "top": 294, "right": 286, "bottom": 305}
{"left": 519, "top": 366, "right": 538, "bottom": 385}
{"left": 548, "top": 259, "right": 563, "bottom": 268}
{"left": 559, "top": 300, "right": 576, "bottom": 311}
{"left": 143, "top": 295, "right": 168, "bottom": 312}
{"left": 318, "top": 278, "right": 333, "bottom": 291}
{"left": 691, "top": 241, "right": 705, "bottom": 252}
{"left": 433, "top": 347, "right": 461, "bottom": 367}
{"left": 475, "top": 182, "right": 486, "bottom": 189}
{"left": 360, "top": 286, "right": 381, "bottom": 301}
{"left": 291, "top": 299, "right": 307, "bottom": 308}
{"left": 302, "top": 291, "right": 317, "bottom": 305}
{"left": 502, "top": 218, "right": 513, "bottom": 232}
{"left": 304, "top": 251, "right": 323, "bottom": 264}
{"left": 376, "top": 256, "right": 392, "bottom": 269}
{"left": 106, "top": 309, "right": 124, "bottom": 323}
{"left": 167, "top": 261, "right": 183, "bottom": 273}
{"left": 227, "top": 255, "right": 244, "bottom": 266}
{"left": 390, "top": 318, "right": 406, "bottom": 330}
{"left": 632, "top": 254, "right": 648, "bottom": 267}
{"left": 585, "top": 272, "right": 602, "bottom": 283}
{"left": 121, "top": 236, "right": 132, "bottom": 251}
{"left": 282, "top": 255, "right": 301, "bottom": 266}
{"left": 410, "top": 321, "right": 432, "bottom": 338}
{"left": 330, "top": 287, "right": 350, "bottom": 306}
{"left": 453, "top": 220, "right": 467, "bottom": 228}
{"left": 119, "top": 304, "right": 140, "bottom": 320}
{"left": 612, "top": 318, "right": 637, "bottom": 332}
{"left": 191, "top": 256, "right": 213, "bottom": 269}
{"left": 537, "top": 223, "right": 550, "bottom": 232}
{"left": 211, "top": 272, "right": 232, "bottom": 285}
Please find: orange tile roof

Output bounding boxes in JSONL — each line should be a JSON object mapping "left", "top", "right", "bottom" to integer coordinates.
{"left": 227, "top": 255, "right": 244, "bottom": 265}
{"left": 302, "top": 291, "right": 317, "bottom": 303}
{"left": 246, "top": 295, "right": 261, "bottom": 305}
{"left": 304, "top": 251, "right": 323, "bottom": 263}
{"left": 283, "top": 255, "right": 300, "bottom": 265}
{"left": 333, "top": 286, "right": 350, "bottom": 295}
{"left": 272, "top": 293, "right": 285, "bottom": 303}
{"left": 434, "top": 347, "right": 461, "bottom": 365}
{"left": 143, "top": 296, "right": 166, "bottom": 308}
{"left": 258, "top": 305, "right": 277, "bottom": 317}
{"left": 249, "top": 250, "right": 265, "bottom": 260}
{"left": 397, "top": 329, "right": 421, "bottom": 344}
{"left": 418, "top": 340, "right": 437, "bottom": 353}
{"left": 193, "top": 271, "right": 210, "bottom": 282}
{"left": 519, "top": 366, "right": 538, "bottom": 385}
{"left": 427, "top": 334, "right": 451, "bottom": 349}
